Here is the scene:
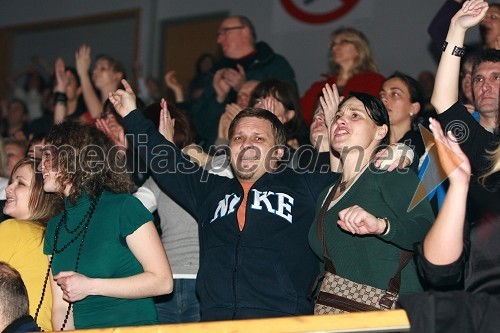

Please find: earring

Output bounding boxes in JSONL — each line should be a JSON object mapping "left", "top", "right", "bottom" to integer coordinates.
{"left": 409, "top": 112, "right": 414, "bottom": 117}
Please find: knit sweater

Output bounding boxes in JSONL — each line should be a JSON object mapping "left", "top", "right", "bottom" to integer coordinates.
{"left": 309, "top": 165, "right": 435, "bottom": 294}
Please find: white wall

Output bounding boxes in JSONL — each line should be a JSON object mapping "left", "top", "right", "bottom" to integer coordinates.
{"left": 0, "top": 0, "right": 483, "bottom": 95}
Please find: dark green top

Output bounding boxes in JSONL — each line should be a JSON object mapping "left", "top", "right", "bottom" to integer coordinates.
{"left": 308, "top": 166, "right": 435, "bottom": 294}
{"left": 44, "top": 191, "right": 157, "bottom": 329}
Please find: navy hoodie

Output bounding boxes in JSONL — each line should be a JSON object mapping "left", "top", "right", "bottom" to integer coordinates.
{"left": 123, "top": 110, "right": 338, "bottom": 320}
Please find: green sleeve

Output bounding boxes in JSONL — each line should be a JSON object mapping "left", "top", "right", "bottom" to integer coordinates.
{"left": 119, "top": 195, "right": 155, "bottom": 238}
{"left": 376, "top": 170, "right": 435, "bottom": 250}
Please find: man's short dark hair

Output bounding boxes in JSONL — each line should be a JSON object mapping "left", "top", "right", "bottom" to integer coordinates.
{"left": 234, "top": 15, "right": 257, "bottom": 42}
{"left": 471, "top": 49, "right": 500, "bottom": 80}
{"left": 0, "top": 262, "right": 29, "bottom": 327}
{"left": 228, "top": 107, "right": 286, "bottom": 146}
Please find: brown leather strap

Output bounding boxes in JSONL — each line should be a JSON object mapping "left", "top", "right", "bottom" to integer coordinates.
{"left": 316, "top": 178, "right": 341, "bottom": 274}
{"left": 387, "top": 250, "right": 413, "bottom": 294}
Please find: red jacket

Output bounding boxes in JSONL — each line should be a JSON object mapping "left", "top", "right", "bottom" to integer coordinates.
{"left": 300, "top": 71, "right": 384, "bottom": 125}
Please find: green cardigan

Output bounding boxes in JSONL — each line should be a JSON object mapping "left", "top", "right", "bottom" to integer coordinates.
{"left": 308, "top": 165, "right": 435, "bottom": 294}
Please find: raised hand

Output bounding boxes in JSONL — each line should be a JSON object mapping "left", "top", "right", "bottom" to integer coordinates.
{"left": 451, "top": 0, "right": 489, "bottom": 30}
{"left": 108, "top": 79, "right": 137, "bottom": 118}
{"left": 75, "top": 44, "right": 91, "bottom": 76}
{"left": 95, "top": 117, "right": 128, "bottom": 150}
{"left": 319, "top": 83, "right": 341, "bottom": 129}
{"left": 218, "top": 103, "right": 242, "bottom": 140}
{"left": 429, "top": 117, "right": 471, "bottom": 185}
{"left": 164, "top": 71, "right": 185, "bottom": 103}
{"left": 255, "top": 96, "right": 276, "bottom": 113}
{"left": 54, "top": 57, "right": 67, "bottom": 93}
{"left": 159, "top": 98, "right": 175, "bottom": 143}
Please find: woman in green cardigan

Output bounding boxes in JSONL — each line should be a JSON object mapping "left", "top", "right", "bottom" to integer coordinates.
{"left": 308, "top": 84, "right": 435, "bottom": 302}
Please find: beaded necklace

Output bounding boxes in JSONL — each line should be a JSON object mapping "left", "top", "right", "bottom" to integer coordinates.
{"left": 35, "top": 189, "right": 103, "bottom": 331}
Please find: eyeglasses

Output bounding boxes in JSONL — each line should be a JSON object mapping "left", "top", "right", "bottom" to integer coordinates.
{"left": 217, "top": 26, "right": 244, "bottom": 36}
{"left": 330, "top": 39, "right": 354, "bottom": 48}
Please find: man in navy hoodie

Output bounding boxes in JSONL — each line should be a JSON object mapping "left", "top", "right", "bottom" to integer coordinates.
{"left": 110, "top": 80, "right": 338, "bottom": 321}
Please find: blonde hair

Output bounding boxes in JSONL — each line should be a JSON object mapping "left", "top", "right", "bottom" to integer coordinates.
{"left": 479, "top": 144, "right": 500, "bottom": 185}
{"left": 330, "top": 27, "right": 378, "bottom": 77}
{"left": 9, "top": 158, "right": 63, "bottom": 227}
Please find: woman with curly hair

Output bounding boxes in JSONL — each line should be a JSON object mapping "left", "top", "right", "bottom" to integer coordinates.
{"left": 301, "top": 27, "right": 384, "bottom": 125}
{"left": 40, "top": 121, "right": 173, "bottom": 330}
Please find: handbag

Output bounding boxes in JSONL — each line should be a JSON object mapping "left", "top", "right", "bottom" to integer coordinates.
{"left": 312, "top": 178, "right": 413, "bottom": 314}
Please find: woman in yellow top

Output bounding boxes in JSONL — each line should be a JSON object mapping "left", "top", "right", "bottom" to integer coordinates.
{"left": 0, "top": 158, "right": 63, "bottom": 331}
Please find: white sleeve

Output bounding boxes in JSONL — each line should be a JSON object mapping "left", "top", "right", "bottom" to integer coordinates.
{"left": 133, "top": 184, "right": 157, "bottom": 212}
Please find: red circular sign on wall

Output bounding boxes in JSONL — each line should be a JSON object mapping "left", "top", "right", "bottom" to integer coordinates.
{"left": 280, "top": 0, "right": 360, "bottom": 24}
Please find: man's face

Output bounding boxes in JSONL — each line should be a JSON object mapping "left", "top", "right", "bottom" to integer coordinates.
{"left": 217, "top": 18, "right": 248, "bottom": 59}
{"left": 472, "top": 61, "right": 500, "bottom": 117}
{"left": 229, "top": 117, "right": 283, "bottom": 182}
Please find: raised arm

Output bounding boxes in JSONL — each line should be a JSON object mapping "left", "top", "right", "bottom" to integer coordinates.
{"left": 431, "top": 0, "right": 489, "bottom": 112}
{"left": 319, "top": 83, "right": 342, "bottom": 172}
{"left": 53, "top": 57, "right": 69, "bottom": 124}
{"left": 76, "top": 44, "right": 102, "bottom": 119}
{"left": 422, "top": 118, "right": 471, "bottom": 265}
{"left": 108, "top": 79, "right": 138, "bottom": 118}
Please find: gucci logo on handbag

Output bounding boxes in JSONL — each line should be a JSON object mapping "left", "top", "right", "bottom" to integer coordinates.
{"left": 310, "top": 178, "right": 412, "bottom": 315}
{"left": 314, "top": 272, "right": 400, "bottom": 314}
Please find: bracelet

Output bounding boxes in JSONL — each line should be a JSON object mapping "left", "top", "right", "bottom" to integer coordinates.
{"left": 378, "top": 217, "right": 390, "bottom": 236}
{"left": 442, "top": 41, "right": 465, "bottom": 57}
{"left": 442, "top": 41, "right": 448, "bottom": 52}
{"left": 53, "top": 92, "right": 68, "bottom": 105}
{"left": 452, "top": 45, "right": 465, "bottom": 57}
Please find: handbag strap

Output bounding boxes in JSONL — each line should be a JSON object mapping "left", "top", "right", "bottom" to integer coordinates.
{"left": 316, "top": 178, "right": 341, "bottom": 274}
{"left": 315, "top": 177, "right": 413, "bottom": 295}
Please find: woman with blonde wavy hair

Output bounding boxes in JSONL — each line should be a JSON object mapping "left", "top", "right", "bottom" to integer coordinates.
{"left": 301, "top": 27, "right": 384, "bottom": 125}
{"left": 0, "top": 158, "right": 64, "bottom": 331}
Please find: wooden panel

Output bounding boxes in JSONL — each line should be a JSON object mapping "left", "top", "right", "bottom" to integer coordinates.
{"left": 0, "top": 29, "right": 12, "bottom": 100}
{"left": 46, "top": 310, "right": 411, "bottom": 332}
{"left": 162, "top": 14, "right": 225, "bottom": 89}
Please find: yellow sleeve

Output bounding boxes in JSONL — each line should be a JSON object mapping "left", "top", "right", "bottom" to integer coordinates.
{"left": 0, "top": 219, "right": 20, "bottom": 262}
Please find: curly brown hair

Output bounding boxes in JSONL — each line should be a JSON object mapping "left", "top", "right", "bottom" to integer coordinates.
{"left": 44, "top": 121, "right": 133, "bottom": 204}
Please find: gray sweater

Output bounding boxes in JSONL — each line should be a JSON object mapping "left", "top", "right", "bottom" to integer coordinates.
{"left": 135, "top": 177, "right": 199, "bottom": 276}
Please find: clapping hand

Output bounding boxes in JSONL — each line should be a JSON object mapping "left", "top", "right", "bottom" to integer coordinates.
{"left": 319, "top": 83, "right": 341, "bottom": 129}
{"left": 159, "top": 98, "right": 175, "bottom": 143}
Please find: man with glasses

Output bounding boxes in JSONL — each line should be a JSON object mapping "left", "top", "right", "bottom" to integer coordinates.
{"left": 189, "top": 15, "right": 297, "bottom": 152}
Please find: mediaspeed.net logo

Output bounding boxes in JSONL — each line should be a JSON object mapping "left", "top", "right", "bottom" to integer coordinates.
{"left": 409, "top": 122, "right": 468, "bottom": 212}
